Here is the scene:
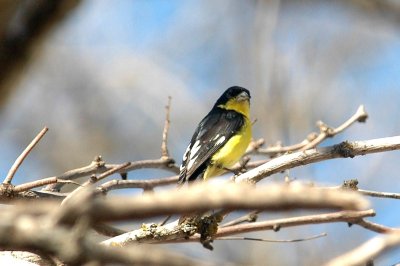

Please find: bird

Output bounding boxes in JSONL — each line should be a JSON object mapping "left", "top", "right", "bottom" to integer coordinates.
{"left": 178, "top": 86, "right": 252, "bottom": 185}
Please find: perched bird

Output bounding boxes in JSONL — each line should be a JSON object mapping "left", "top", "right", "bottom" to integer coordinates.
{"left": 178, "top": 86, "right": 252, "bottom": 184}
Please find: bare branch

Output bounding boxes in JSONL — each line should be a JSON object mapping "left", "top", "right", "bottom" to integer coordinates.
{"left": 96, "top": 175, "right": 178, "bottom": 194}
{"left": 355, "top": 219, "right": 397, "bottom": 234}
{"left": 235, "top": 136, "right": 400, "bottom": 183}
{"left": 91, "top": 183, "right": 369, "bottom": 222}
{"left": 301, "top": 105, "right": 368, "bottom": 151}
{"left": 3, "top": 127, "right": 48, "bottom": 184}
{"left": 0, "top": 212, "right": 202, "bottom": 265}
{"left": 60, "top": 162, "right": 130, "bottom": 207}
{"left": 220, "top": 210, "right": 260, "bottom": 227}
{"left": 245, "top": 138, "right": 265, "bottom": 155}
{"left": 91, "top": 162, "right": 131, "bottom": 184}
{"left": 161, "top": 96, "right": 172, "bottom": 159}
{"left": 213, "top": 209, "right": 375, "bottom": 238}
{"left": 216, "top": 232, "right": 327, "bottom": 242}
{"left": 257, "top": 134, "right": 317, "bottom": 155}
{"left": 326, "top": 232, "right": 400, "bottom": 266}
{"left": 256, "top": 105, "right": 368, "bottom": 155}
{"left": 359, "top": 189, "right": 400, "bottom": 200}
{"left": 120, "top": 210, "right": 376, "bottom": 246}
{"left": 13, "top": 177, "right": 77, "bottom": 193}
{"left": 43, "top": 157, "right": 178, "bottom": 192}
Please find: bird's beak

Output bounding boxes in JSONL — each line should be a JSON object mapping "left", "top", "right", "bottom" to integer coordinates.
{"left": 236, "top": 91, "right": 250, "bottom": 102}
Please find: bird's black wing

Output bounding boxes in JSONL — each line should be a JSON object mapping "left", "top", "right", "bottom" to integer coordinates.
{"left": 179, "top": 108, "right": 245, "bottom": 184}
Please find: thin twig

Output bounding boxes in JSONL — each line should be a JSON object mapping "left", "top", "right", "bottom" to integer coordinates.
{"left": 245, "top": 138, "right": 265, "bottom": 155}
{"left": 257, "top": 136, "right": 316, "bottom": 155}
{"left": 96, "top": 175, "right": 178, "bottom": 194}
{"left": 42, "top": 157, "right": 178, "bottom": 192}
{"left": 355, "top": 219, "right": 397, "bottom": 234}
{"left": 61, "top": 163, "right": 131, "bottom": 206}
{"left": 91, "top": 162, "right": 131, "bottom": 184}
{"left": 336, "top": 179, "right": 400, "bottom": 200}
{"left": 213, "top": 210, "right": 375, "bottom": 238}
{"left": 359, "top": 189, "right": 400, "bottom": 200}
{"left": 161, "top": 96, "right": 172, "bottom": 159}
{"left": 300, "top": 105, "right": 368, "bottom": 151}
{"left": 256, "top": 105, "right": 368, "bottom": 155}
{"left": 13, "top": 177, "right": 79, "bottom": 193}
{"left": 4, "top": 127, "right": 48, "bottom": 184}
{"left": 221, "top": 210, "right": 260, "bottom": 227}
{"left": 216, "top": 232, "right": 327, "bottom": 242}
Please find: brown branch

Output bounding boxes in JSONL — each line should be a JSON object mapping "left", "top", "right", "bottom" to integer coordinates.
{"left": 60, "top": 162, "right": 130, "bottom": 206}
{"left": 355, "top": 219, "right": 397, "bottom": 234}
{"left": 235, "top": 136, "right": 400, "bottom": 183}
{"left": 0, "top": 210, "right": 202, "bottom": 266}
{"left": 42, "top": 156, "right": 178, "bottom": 192}
{"left": 213, "top": 209, "right": 375, "bottom": 239}
{"left": 96, "top": 175, "right": 178, "bottom": 194}
{"left": 257, "top": 134, "right": 317, "bottom": 155}
{"left": 91, "top": 183, "right": 369, "bottom": 222}
{"left": 216, "top": 232, "right": 327, "bottom": 242}
{"left": 245, "top": 138, "right": 265, "bottom": 155}
{"left": 3, "top": 127, "right": 48, "bottom": 184}
{"left": 91, "top": 162, "right": 131, "bottom": 184}
{"left": 256, "top": 105, "right": 368, "bottom": 155}
{"left": 123, "top": 209, "right": 375, "bottom": 246}
{"left": 359, "top": 189, "right": 400, "bottom": 199}
{"left": 220, "top": 210, "right": 260, "bottom": 227}
{"left": 326, "top": 232, "right": 400, "bottom": 266}
{"left": 339, "top": 179, "right": 400, "bottom": 200}
{"left": 13, "top": 177, "right": 77, "bottom": 193}
{"left": 161, "top": 96, "right": 172, "bottom": 159}
{"left": 300, "top": 105, "right": 368, "bottom": 151}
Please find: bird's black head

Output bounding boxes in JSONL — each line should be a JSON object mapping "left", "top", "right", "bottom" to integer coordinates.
{"left": 214, "top": 86, "right": 251, "bottom": 107}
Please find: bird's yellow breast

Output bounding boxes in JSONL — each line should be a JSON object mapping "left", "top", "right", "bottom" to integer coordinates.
{"left": 203, "top": 117, "right": 252, "bottom": 179}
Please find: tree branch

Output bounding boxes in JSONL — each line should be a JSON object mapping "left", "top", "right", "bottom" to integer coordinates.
{"left": 236, "top": 136, "right": 400, "bottom": 183}
{"left": 161, "top": 96, "right": 172, "bottom": 159}
{"left": 326, "top": 232, "right": 400, "bottom": 266}
{"left": 3, "top": 127, "right": 48, "bottom": 184}
{"left": 42, "top": 156, "right": 178, "bottom": 192}
{"left": 96, "top": 175, "right": 178, "bottom": 194}
{"left": 214, "top": 209, "right": 375, "bottom": 238}
{"left": 90, "top": 183, "right": 369, "bottom": 222}
{"left": 300, "top": 105, "right": 368, "bottom": 151}
{"left": 256, "top": 105, "right": 367, "bottom": 155}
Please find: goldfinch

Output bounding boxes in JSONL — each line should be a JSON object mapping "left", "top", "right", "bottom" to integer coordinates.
{"left": 178, "top": 86, "right": 252, "bottom": 184}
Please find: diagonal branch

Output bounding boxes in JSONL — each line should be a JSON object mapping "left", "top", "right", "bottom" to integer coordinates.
{"left": 325, "top": 232, "right": 400, "bottom": 266}
{"left": 3, "top": 127, "right": 48, "bottom": 184}
{"left": 256, "top": 105, "right": 368, "bottom": 155}
{"left": 300, "top": 105, "right": 368, "bottom": 151}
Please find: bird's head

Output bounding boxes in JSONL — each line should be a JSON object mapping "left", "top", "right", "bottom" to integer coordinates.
{"left": 215, "top": 86, "right": 251, "bottom": 116}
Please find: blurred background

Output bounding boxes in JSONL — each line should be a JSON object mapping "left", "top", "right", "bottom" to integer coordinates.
{"left": 1, "top": 0, "right": 400, "bottom": 265}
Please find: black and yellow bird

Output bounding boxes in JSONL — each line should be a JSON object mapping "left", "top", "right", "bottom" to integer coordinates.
{"left": 178, "top": 86, "right": 252, "bottom": 184}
